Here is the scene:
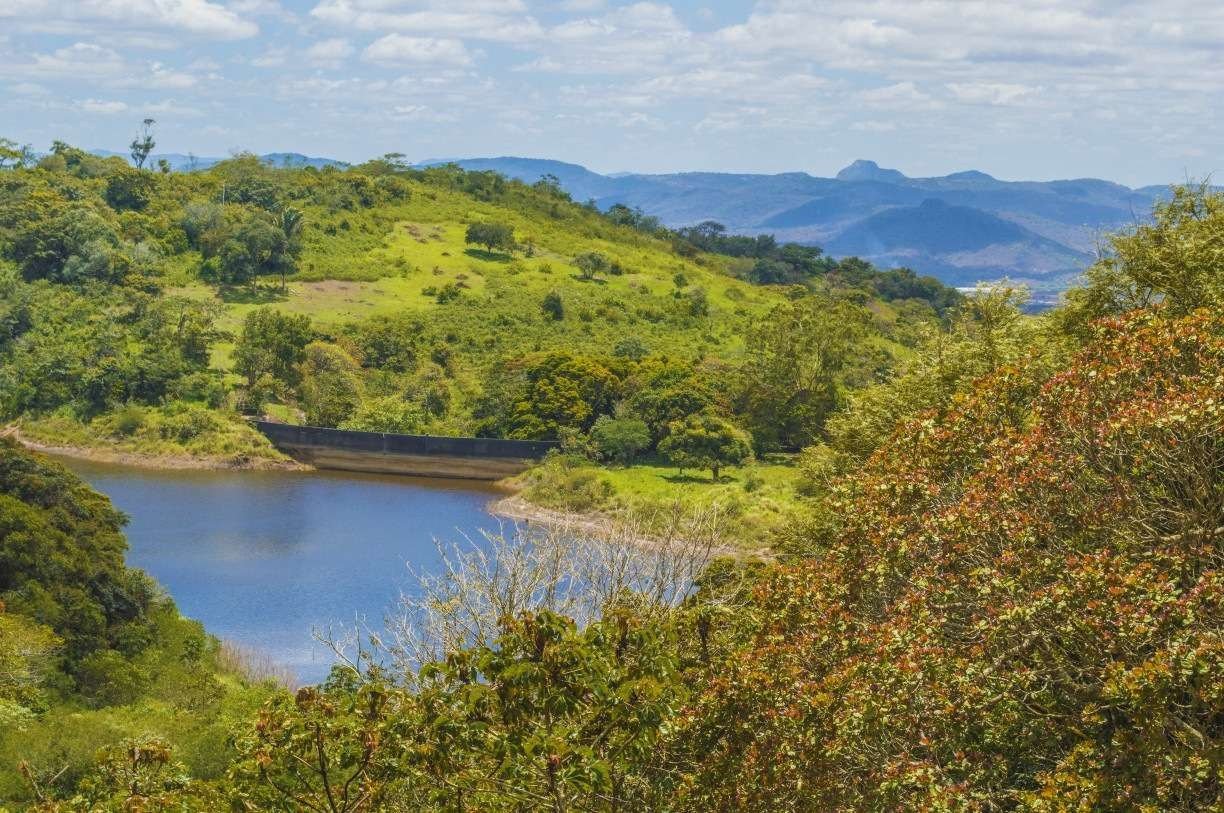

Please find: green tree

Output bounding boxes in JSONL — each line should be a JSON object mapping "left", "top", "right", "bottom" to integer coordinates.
{"left": 574, "top": 251, "right": 611, "bottom": 280}
{"left": 0, "top": 137, "right": 29, "bottom": 169}
{"left": 276, "top": 207, "right": 305, "bottom": 290}
{"left": 541, "top": 290, "right": 565, "bottom": 321}
{"left": 340, "top": 395, "right": 427, "bottom": 434}
{"left": 213, "top": 214, "right": 290, "bottom": 285}
{"left": 104, "top": 169, "right": 156, "bottom": 211}
{"left": 477, "top": 353, "right": 620, "bottom": 440}
{"left": 234, "top": 308, "right": 313, "bottom": 389}
{"left": 1058, "top": 183, "right": 1224, "bottom": 335}
{"left": 738, "top": 295, "right": 870, "bottom": 449}
{"left": 129, "top": 118, "right": 156, "bottom": 170}
{"left": 658, "top": 413, "right": 753, "bottom": 480}
{"left": 299, "top": 342, "right": 362, "bottom": 427}
{"left": 465, "top": 221, "right": 515, "bottom": 254}
{"left": 589, "top": 414, "right": 651, "bottom": 465}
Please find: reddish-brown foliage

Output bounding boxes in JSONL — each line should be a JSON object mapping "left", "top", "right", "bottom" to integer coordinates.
{"left": 676, "top": 308, "right": 1224, "bottom": 811}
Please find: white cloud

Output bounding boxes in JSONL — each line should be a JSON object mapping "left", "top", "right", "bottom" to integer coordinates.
{"left": 0, "top": 0, "right": 258, "bottom": 39}
{"left": 306, "top": 38, "right": 354, "bottom": 65}
{"left": 946, "top": 82, "right": 1039, "bottom": 106}
{"left": 362, "top": 34, "right": 473, "bottom": 66}
{"left": 310, "top": 0, "right": 542, "bottom": 43}
{"left": 80, "top": 98, "right": 129, "bottom": 113}
{"left": 251, "top": 47, "right": 288, "bottom": 68}
{"left": 30, "top": 43, "right": 126, "bottom": 75}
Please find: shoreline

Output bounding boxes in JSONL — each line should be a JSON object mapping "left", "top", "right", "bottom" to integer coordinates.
{"left": 487, "top": 492, "right": 623, "bottom": 537}
{"left": 3, "top": 427, "right": 309, "bottom": 472}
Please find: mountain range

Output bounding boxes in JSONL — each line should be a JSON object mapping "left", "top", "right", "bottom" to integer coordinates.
{"left": 422, "top": 157, "right": 1171, "bottom": 295}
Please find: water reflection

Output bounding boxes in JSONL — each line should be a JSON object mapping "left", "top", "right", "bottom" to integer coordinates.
{"left": 60, "top": 458, "right": 503, "bottom": 684}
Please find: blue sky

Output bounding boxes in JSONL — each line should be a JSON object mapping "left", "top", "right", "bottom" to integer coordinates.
{"left": 1, "top": 0, "right": 1220, "bottom": 185}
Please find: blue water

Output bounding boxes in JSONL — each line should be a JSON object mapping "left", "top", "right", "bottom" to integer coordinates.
{"left": 62, "top": 459, "right": 505, "bottom": 684}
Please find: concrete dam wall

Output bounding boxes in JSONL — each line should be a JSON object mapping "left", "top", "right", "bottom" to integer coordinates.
{"left": 252, "top": 422, "right": 558, "bottom": 480}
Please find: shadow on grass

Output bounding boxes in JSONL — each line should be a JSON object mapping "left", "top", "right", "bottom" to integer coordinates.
{"left": 569, "top": 274, "right": 607, "bottom": 285}
{"left": 217, "top": 284, "right": 290, "bottom": 305}
{"left": 464, "top": 248, "right": 514, "bottom": 262}
{"left": 662, "top": 472, "right": 720, "bottom": 485}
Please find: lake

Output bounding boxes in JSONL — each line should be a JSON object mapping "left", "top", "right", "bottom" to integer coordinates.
{"left": 62, "top": 458, "right": 507, "bottom": 685}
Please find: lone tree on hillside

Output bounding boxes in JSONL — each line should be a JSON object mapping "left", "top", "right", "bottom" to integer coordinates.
{"left": 659, "top": 413, "right": 753, "bottom": 481}
{"left": 465, "top": 222, "right": 515, "bottom": 254}
{"left": 574, "top": 251, "right": 611, "bottom": 280}
{"left": 130, "top": 118, "right": 156, "bottom": 169}
{"left": 541, "top": 290, "right": 564, "bottom": 321}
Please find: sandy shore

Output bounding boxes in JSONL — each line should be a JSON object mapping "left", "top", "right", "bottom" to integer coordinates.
{"left": 487, "top": 493, "right": 622, "bottom": 536}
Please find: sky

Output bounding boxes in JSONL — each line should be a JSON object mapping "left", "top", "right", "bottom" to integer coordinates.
{"left": 0, "top": 0, "right": 1221, "bottom": 186}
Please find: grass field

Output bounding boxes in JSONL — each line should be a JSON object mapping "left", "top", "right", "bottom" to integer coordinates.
{"left": 167, "top": 178, "right": 789, "bottom": 377}
{"left": 508, "top": 453, "right": 804, "bottom": 549}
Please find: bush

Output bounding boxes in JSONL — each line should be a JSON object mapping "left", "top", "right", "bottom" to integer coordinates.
{"left": 590, "top": 415, "right": 651, "bottom": 465}
{"left": 112, "top": 404, "right": 146, "bottom": 437}
{"left": 541, "top": 290, "right": 564, "bottom": 321}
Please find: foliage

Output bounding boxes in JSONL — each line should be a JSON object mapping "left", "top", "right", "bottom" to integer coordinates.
{"left": 464, "top": 221, "right": 515, "bottom": 254}
{"left": 589, "top": 415, "right": 651, "bottom": 465}
{"left": 298, "top": 342, "right": 362, "bottom": 427}
{"left": 658, "top": 413, "right": 754, "bottom": 480}
{"left": 340, "top": 395, "right": 428, "bottom": 434}
{"left": 541, "top": 290, "right": 564, "bottom": 321}
{"left": 804, "top": 283, "right": 1049, "bottom": 487}
{"left": 234, "top": 307, "right": 314, "bottom": 389}
{"left": 676, "top": 306, "right": 1224, "bottom": 810}
{"left": 476, "top": 352, "right": 621, "bottom": 440}
{"left": 573, "top": 251, "right": 611, "bottom": 280}
{"left": 735, "top": 294, "right": 871, "bottom": 449}
{"left": 1059, "top": 183, "right": 1224, "bottom": 335}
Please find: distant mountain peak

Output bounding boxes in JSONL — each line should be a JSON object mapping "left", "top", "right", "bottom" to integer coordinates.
{"left": 945, "top": 169, "right": 996, "bottom": 181}
{"left": 835, "top": 159, "right": 908, "bottom": 183}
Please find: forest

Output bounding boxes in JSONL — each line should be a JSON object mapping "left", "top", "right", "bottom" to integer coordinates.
{"left": 0, "top": 140, "right": 1222, "bottom": 810}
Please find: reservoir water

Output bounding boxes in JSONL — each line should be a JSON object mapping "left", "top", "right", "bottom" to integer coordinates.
{"left": 61, "top": 458, "right": 506, "bottom": 685}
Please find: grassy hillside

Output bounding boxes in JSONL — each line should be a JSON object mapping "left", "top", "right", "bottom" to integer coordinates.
{"left": 0, "top": 144, "right": 971, "bottom": 550}
{"left": 0, "top": 146, "right": 952, "bottom": 483}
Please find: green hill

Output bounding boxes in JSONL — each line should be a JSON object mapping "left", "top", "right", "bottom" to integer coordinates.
{"left": 0, "top": 144, "right": 954, "bottom": 476}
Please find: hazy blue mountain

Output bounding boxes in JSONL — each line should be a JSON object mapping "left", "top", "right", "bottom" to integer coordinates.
{"left": 428, "top": 156, "right": 1172, "bottom": 293}
{"left": 90, "top": 150, "right": 348, "bottom": 171}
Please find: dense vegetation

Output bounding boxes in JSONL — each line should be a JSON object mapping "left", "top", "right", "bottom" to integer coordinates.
{"left": 0, "top": 141, "right": 953, "bottom": 461}
{"left": 2, "top": 176, "right": 1220, "bottom": 810}
{"left": 0, "top": 440, "right": 278, "bottom": 808}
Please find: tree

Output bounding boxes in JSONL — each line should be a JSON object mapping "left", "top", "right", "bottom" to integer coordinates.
{"left": 737, "top": 295, "right": 871, "bottom": 450}
{"left": 476, "top": 352, "right": 620, "bottom": 440}
{"left": 277, "top": 207, "right": 305, "bottom": 290}
{"left": 681, "top": 307, "right": 1224, "bottom": 810}
{"left": 129, "top": 118, "right": 156, "bottom": 170}
{"left": 0, "top": 138, "right": 28, "bottom": 169}
{"left": 299, "top": 342, "right": 362, "bottom": 427}
{"left": 104, "top": 169, "right": 156, "bottom": 211}
{"left": 541, "top": 290, "right": 564, "bottom": 321}
{"left": 212, "top": 214, "right": 290, "bottom": 285}
{"left": 590, "top": 415, "right": 651, "bottom": 465}
{"left": 658, "top": 413, "right": 753, "bottom": 480}
{"left": 234, "top": 307, "right": 313, "bottom": 389}
{"left": 574, "top": 251, "right": 611, "bottom": 280}
{"left": 465, "top": 221, "right": 515, "bottom": 254}
{"left": 1058, "top": 183, "right": 1224, "bottom": 336}
{"left": 340, "top": 395, "right": 427, "bottom": 434}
